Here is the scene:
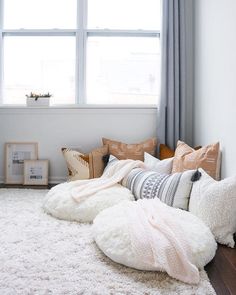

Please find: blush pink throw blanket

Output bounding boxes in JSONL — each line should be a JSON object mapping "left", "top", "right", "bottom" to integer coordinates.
{"left": 125, "top": 198, "right": 200, "bottom": 284}
{"left": 69, "top": 159, "right": 199, "bottom": 284}
{"left": 71, "top": 159, "right": 146, "bottom": 202}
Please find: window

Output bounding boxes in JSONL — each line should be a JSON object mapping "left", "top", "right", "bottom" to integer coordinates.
{"left": 0, "top": 0, "right": 161, "bottom": 105}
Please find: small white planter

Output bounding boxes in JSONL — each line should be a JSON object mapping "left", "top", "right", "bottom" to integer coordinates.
{"left": 26, "top": 97, "right": 50, "bottom": 107}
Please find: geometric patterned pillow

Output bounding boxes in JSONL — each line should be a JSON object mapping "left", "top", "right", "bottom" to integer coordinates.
{"left": 62, "top": 145, "right": 109, "bottom": 181}
{"left": 105, "top": 155, "right": 195, "bottom": 210}
{"left": 61, "top": 148, "right": 90, "bottom": 181}
{"left": 122, "top": 168, "right": 195, "bottom": 210}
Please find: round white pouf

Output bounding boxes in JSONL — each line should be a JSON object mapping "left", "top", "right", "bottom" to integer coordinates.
{"left": 43, "top": 183, "right": 134, "bottom": 223}
{"left": 93, "top": 201, "right": 217, "bottom": 271}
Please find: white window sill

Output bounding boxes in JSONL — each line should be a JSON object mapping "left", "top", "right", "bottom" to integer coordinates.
{"left": 0, "top": 104, "right": 157, "bottom": 109}
{"left": 0, "top": 104, "right": 157, "bottom": 115}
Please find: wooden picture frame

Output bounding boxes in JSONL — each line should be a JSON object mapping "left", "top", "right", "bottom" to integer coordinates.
{"left": 5, "top": 142, "right": 38, "bottom": 184}
{"left": 23, "top": 160, "right": 49, "bottom": 186}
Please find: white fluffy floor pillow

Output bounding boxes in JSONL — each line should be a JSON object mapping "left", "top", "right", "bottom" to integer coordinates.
{"left": 43, "top": 183, "right": 134, "bottom": 223}
{"left": 93, "top": 201, "right": 217, "bottom": 271}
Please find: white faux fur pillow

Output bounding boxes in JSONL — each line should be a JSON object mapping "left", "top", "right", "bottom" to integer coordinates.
{"left": 144, "top": 152, "right": 173, "bottom": 174}
{"left": 93, "top": 201, "right": 217, "bottom": 272}
{"left": 189, "top": 168, "right": 236, "bottom": 248}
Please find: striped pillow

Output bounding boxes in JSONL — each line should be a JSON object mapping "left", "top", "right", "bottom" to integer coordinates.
{"left": 122, "top": 169, "right": 195, "bottom": 210}
{"left": 105, "top": 155, "right": 195, "bottom": 210}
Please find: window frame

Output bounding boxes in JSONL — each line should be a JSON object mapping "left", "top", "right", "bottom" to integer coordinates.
{"left": 0, "top": 0, "right": 160, "bottom": 106}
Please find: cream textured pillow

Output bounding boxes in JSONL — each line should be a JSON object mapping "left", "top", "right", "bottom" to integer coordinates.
{"left": 172, "top": 141, "right": 221, "bottom": 179}
{"left": 189, "top": 168, "right": 236, "bottom": 248}
{"left": 102, "top": 137, "right": 157, "bottom": 161}
{"left": 62, "top": 148, "right": 90, "bottom": 181}
{"left": 144, "top": 152, "right": 173, "bottom": 174}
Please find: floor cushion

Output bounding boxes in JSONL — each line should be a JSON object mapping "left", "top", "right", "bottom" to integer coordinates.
{"left": 43, "top": 183, "right": 134, "bottom": 223}
{"left": 93, "top": 200, "right": 217, "bottom": 272}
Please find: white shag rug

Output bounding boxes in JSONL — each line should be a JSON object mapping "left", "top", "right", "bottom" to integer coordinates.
{"left": 0, "top": 189, "right": 216, "bottom": 295}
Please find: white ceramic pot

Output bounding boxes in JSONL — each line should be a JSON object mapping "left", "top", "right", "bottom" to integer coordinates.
{"left": 26, "top": 97, "right": 50, "bottom": 107}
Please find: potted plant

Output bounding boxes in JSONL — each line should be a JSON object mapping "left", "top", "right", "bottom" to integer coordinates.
{"left": 26, "top": 92, "right": 52, "bottom": 107}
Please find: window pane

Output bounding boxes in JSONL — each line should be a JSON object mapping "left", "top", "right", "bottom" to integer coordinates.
{"left": 86, "top": 37, "right": 160, "bottom": 104}
{"left": 4, "top": 0, "right": 76, "bottom": 29}
{"left": 88, "top": 0, "right": 160, "bottom": 30}
{"left": 3, "top": 36, "right": 76, "bottom": 105}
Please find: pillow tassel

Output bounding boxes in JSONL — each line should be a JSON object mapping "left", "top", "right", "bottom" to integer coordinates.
{"left": 191, "top": 170, "right": 202, "bottom": 182}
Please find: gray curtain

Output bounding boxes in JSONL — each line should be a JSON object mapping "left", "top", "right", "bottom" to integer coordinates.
{"left": 157, "top": 0, "right": 193, "bottom": 150}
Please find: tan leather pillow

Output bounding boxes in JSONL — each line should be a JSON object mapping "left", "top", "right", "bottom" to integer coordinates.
{"left": 88, "top": 145, "right": 108, "bottom": 178}
{"left": 172, "top": 141, "right": 221, "bottom": 179}
{"left": 102, "top": 137, "right": 157, "bottom": 161}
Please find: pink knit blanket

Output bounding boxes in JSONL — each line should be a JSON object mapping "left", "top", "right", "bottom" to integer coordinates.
{"left": 71, "top": 159, "right": 199, "bottom": 283}
{"left": 71, "top": 159, "right": 146, "bottom": 202}
{"left": 125, "top": 198, "right": 200, "bottom": 284}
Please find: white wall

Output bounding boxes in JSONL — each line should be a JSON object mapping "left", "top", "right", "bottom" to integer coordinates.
{"left": 194, "top": 0, "right": 236, "bottom": 177}
{"left": 0, "top": 107, "right": 157, "bottom": 183}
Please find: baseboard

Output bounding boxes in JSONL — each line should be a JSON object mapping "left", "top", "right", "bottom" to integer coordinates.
{"left": 49, "top": 177, "right": 66, "bottom": 184}
{"left": 0, "top": 176, "right": 66, "bottom": 185}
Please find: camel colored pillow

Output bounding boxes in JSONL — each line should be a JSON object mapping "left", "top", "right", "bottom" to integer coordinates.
{"left": 89, "top": 145, "right": 108, "bottom": 178}
{"left": 102, "top": 138, "right": 157, "bottom": 161}
{"left": 159, "top": 144, "right": 175, "bottom": 160}
{"left": 172, "top": 141, "right": 221, "bottom": 179}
